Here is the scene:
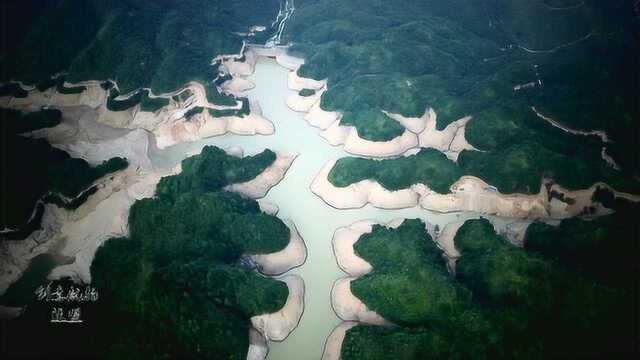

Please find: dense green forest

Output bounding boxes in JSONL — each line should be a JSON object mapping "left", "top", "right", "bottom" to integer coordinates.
{"left": 328, "top": 142, "right": 640, "bottom": 195}
{"left": 1, "top": 146, "right": 292, "bottom": 358}
{"left": 329, "top": 149, "right": 462, "bottom": 194}
{"left": 0, "top": 0, "right": 281, "bottom": 105}
{"left": 287, "top": 0, "right": 640, "bottom": 193}
{"left": 0, "top": 108, "right": 128, "bottom": 240}
{"left": 342, "top": 215, "right": 638, "bottom": 358}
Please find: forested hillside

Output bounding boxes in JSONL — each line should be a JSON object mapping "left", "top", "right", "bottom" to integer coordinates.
{"left": 286, "top": 0, "right": 640, "bottom": 192}
{"left": 0, "top": 0, "right": 281, "bottom": 103}
{"left": 342, "top": 215, "right": 638, "bottom": 358}
{"left": 1, "top": 146, "right": 292, "bottom": 358}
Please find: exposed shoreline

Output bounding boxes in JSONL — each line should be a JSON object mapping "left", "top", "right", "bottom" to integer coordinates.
{"left": 1, "top": 49, "right": 275, "bottom": 151}
{"left": 331, "top": 277, "right": 392, "bottom": 326}
{"left": 282, "top": 67, "right": 476, "bottom": 159}
{"left": 321, "top": 321, "right": 358, "bottom": 360}
{"left": 0, "top": 40, "right": 319, "bottom": 360}
{"left": 224, "top": 152, "right": 298, "bottom": 199}
{"left": 312, "top": 158, "right": 639, "bottom": 219}
{"left": 250, "top": 219, "right": 308, "bottom": 276}
{"left": 251, "top": 274, "right": 305, "bottom": 342}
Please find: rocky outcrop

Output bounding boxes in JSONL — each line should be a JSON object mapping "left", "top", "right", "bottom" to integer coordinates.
{"left": 330, "top": 220, "right": 406, "bottom": 328}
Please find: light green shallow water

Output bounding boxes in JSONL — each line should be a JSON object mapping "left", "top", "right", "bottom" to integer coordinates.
{"left": 151, "top": 58, "right": 499, "bottom": 360}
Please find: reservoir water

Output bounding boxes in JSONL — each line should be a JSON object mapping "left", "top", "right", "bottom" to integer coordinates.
{"left": 151, "top": 57, "right": 503, "bottom": 359}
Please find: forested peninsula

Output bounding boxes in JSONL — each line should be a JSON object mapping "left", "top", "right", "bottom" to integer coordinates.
{"left": 2, "top": 146, "right": 300, "bottom": 358}
{"left": 338, "top": 210, "right": 638, "bottom": 358}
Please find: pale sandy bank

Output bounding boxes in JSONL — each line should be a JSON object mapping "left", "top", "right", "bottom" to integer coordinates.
{"left": 287, "top": 70, "right": 325, "bottom": 92}
{"left": 324, "top": 125, "right": 419, "bottom": 158}
{"left": 257, "top": 200, "right": 279, "bottom": 216}
{"left": 224, "top": 152, "right": 298, "bottom": 199}
{"left": 331, "top": 277, "right": 392, "bottom": 326}
{"left": 220, "top": 76, "right": 256, "bottom": 97}
{"left": 2, "top": 49, "right": 271, "bottom": 150}
{"left": 148, "top": 99, "right": 274, "bottom": 149}
{"left": 279, "top": 67, "right": 478, "bottom": 159}
{"left": 332, "top": 219, "right": 404, "bottom": 277}
{"left": 251, "top": 274, "right": 305, "bottom": 342}
{"left": 311, "top": 160, "right": 421, "bottom": 210}
{"left": 321, "top": 322, "right": 358, "bottom": 360}
{"left": 250, "top": 219, "right": 307, "bottom": 276}
{"left": 247, "top": 327, "right": 269, "bottom": 360}
{"left": 249, "top": 45, "right": 304, "bottom": 71}
{"left": 433, "top": 221, "right": 465, "bottom": 274}
{"left": 47, "top": 167, "right": 167, "bottom": 283}
{"left": 313, "top": 158, "right": 638, "bottom": 219}
{"left": 0, "top": 165, "right": 168, "bottom": 295}
{"left": 332, "top": 221, "right": 375, "bottom": 277}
